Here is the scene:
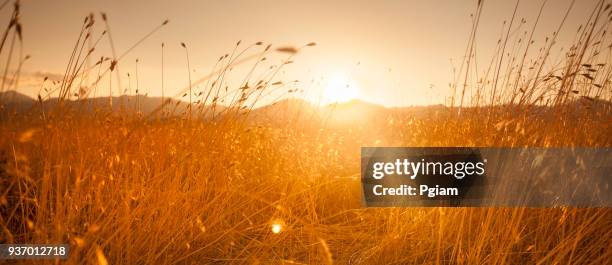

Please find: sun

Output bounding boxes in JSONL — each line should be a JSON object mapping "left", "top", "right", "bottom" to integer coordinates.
{"left": 322, "top": 72, "right": 360, "bottom": 103}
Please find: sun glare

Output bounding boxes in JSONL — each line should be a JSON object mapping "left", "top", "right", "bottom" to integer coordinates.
{"left": 271, "top": 222, "right": 283, "bottom": 234}
{"left": 322, "top": 73, "right": 360, "bottom": 103}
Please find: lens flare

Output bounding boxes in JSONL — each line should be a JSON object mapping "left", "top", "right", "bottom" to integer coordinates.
{"left": 271, "top": 222, "right": 283, "bottom": 234}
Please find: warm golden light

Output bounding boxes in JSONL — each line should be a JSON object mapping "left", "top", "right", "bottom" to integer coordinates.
{"left": 271, "top": 222, "right": 283, "bottom": 234}
{"left": 3, "top": 1, "right": 610, "bottom": 264}
{"left": 322, "top": 72, "right": 360, "bottom": 103}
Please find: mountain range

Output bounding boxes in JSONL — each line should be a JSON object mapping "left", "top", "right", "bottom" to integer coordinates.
{"left": 0, "top": 90, "right": 609, "bottom": 125}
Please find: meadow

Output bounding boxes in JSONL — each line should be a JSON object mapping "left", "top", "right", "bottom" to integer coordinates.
{"left": 1, "top": 0, "right": 612, "bottom": 264}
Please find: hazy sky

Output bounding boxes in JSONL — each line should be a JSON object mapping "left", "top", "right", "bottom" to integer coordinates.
{"left": 1, "top": 0, "right": 601, "bottom": 106}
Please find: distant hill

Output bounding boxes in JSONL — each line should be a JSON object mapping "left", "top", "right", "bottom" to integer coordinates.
{"left": 0, "top": 91, "right": 36, "bottom": 112}
{"left": 321, "top": 99, "right": 388, "bottom": 124}
{"left": 0, "top": 91, "right": 226, "bottom": 117}
{"left": 0, "top": 90, "right": 35, "bottom": 104}
{"left": 247, "top": 98, "right": 321, "bottom": 124}
{"left": 1, "top": 91, "right": 610, "bottom": 123}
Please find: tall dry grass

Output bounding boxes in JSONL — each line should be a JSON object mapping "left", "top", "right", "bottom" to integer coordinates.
{"left": 1, "top": 0, "right": 611, "bottom": 264}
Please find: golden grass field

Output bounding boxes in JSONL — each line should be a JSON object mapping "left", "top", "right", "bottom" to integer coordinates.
{"left": 1, "top": 0, "right": 612, "bottom": 264}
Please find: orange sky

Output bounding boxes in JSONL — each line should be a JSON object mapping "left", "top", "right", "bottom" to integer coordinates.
{"left": 0, "top": 0, "right": 600, "bottom": 106}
